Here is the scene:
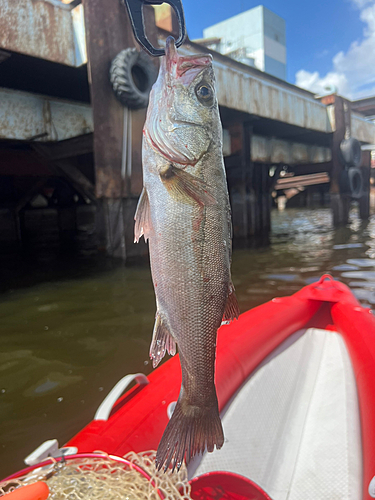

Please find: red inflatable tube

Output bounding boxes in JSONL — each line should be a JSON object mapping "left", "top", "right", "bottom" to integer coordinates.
{"left": 331, "top": 301, "right": 375, "bottom": 500}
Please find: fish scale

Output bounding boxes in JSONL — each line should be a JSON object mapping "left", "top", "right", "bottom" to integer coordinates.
{"left": 134, "top": 36, "right": 239, "bottom": 471}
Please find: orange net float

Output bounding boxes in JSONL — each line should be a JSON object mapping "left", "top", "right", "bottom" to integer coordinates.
{"left": 2, "top": 482, "right": 49, "bottom": 500}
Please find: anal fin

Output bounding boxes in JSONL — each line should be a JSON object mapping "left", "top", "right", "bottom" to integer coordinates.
{"left": 150, "top": 313, "right": 176, "bottom": 368}
{"left": 134, "top": 188, "right": 151, "bottom": 243}
{"left": 222, "top": 282, "right": 240, "bottom": 323}
{"left": 160, "top": 165, "right": 216, "bottom": 206}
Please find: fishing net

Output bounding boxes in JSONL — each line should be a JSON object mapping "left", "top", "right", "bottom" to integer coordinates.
{"left": 0, "top": 451, "right": 192, "bottom": 500}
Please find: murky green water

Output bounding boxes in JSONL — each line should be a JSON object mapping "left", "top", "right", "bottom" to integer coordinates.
{"left": 2, "top": 206, "right": 375, "bottom": 477}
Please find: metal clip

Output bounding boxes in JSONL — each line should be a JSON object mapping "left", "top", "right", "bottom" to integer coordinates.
{"left": 121, "top": 0, "right": 186, "bottom": 57}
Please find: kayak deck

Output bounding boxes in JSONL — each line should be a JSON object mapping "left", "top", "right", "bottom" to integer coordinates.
{"left": 189, "top": 327, "right": 362, "bottom": 500}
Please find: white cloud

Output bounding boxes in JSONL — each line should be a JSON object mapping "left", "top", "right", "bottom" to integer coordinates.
{"left": 351, "top": 0, "right": 373, "bottom": 8}
{"left": 295, "top": 0, "right": 375, "bottom": 99}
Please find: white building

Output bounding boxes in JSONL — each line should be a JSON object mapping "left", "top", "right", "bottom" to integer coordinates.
{"left": 202, "top": 5, "right": 286, "bottom": 80}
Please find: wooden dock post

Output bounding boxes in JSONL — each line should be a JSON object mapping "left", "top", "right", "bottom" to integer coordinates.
{"left": 225, "top": 120, "right": 272, "bottom": 243}
{"left": 83, "top": 0, "right": 157, "bottom": 260}
{"left": 322, "top": 94, "right": 371, "bottom": 225}
{"left": 359, "top": 150, "right": 371, "bottom": 220}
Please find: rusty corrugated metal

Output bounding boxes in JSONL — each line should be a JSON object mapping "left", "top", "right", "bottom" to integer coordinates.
{"left": 351, "top": 113, "right": 375, "bottom": 144}
{"left": 71, "top": 4, "right": 87, "bottom": 66}
{"left": 0, "top": 87, "right": 93, "bottom": 141}
{"left": 0, "top": 0, "right": 86, "bottom": 66}
{"left": 326, "top": 104, "right": 375, "bottom": 144}
{"left": 251, "top": 135, "right": 332, "bottom": 164}
{"left": 214, "top": 63, "right": 332, "bottom": 133}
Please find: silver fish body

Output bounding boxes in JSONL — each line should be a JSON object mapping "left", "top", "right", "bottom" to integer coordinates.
{"left": 134, "top": 37, "right": 239, "bottom": 471}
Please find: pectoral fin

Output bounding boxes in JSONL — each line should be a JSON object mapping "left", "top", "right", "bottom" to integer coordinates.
{"left": 134, "top": 188, "right": 151, "bottom": 243}
{"left": 160, "top": 165, "right": 216, "bottom": 206}
{"left": 222, "top": 282, "right": 240, "bottom": 322}
{"left": 150, "top": 313, "right": 177, "bottom": 368}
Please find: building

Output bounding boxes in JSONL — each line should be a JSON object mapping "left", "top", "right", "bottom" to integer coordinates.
{"left": 201, "top": 5, "right": 286, "bottom": 80}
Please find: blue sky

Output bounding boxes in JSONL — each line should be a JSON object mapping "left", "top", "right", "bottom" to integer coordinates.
{"left": 183, "top": 0, "right": 375, "bottom": 99}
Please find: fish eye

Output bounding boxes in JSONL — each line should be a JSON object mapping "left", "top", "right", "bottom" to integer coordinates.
{"left": 195, "top": 83, "right": 213, "bottom": 106}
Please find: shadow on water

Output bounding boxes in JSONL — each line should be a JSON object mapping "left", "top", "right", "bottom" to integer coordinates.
{"left": 2, "top": 206, "right": 375, "bottom": 476}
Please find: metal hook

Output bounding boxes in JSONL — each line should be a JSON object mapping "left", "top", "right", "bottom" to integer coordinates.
{"left": 121, "top": 0, "right": 186, "bottom": 57}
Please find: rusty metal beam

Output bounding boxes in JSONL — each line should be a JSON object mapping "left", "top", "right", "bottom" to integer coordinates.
{"left": 352, "top": 113, "right": 375, "bottom": 144}
{"left": 251, "top": 135, "right": 331, "bottom": 165}
{"left": 0, "top": 0, "right": 86, "bottom": 66}
{"left": 324, "top": 96, "right": 375, "bottom": 144}
{"left": 0, "top": 87, "right": 93, "bottom": 142}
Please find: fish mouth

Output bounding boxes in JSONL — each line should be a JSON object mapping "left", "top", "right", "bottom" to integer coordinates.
{"left": 164, "top": 36, "right": 212, "bottom": 85}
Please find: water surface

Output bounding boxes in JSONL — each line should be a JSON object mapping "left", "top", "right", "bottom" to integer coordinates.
{"left": 2, "top": 207, "right": 375, "bottom": 476}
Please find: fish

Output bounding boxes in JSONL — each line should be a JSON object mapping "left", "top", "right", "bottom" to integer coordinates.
{"left": 134, "top": 36, "right": 239, "bottom": 472}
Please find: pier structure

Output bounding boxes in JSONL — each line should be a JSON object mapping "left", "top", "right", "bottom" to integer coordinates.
{"left": 1, "top": 0, "right": 375, "bottom": 260}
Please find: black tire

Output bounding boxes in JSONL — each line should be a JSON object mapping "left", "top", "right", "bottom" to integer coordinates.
{"left": 348, "top": 167, "right": 363, "bottom": 199}
{"left": 109, "top": 48, "right": 158, "bottom": 109}
{"left": 340, "top": 137, "right": 362, "bottom": 167}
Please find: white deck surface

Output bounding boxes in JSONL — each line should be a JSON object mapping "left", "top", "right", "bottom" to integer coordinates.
{"left": 189, "top": 328, "right": 362, "bottom": 500}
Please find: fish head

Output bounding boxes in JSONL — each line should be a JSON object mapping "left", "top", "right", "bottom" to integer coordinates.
{"left": 144, "top": 36, "right": 220, "bottom": 166}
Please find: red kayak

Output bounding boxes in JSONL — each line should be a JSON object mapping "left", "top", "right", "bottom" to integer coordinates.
{"left": 3, "top": 276, "right": 375, "bottom": 500}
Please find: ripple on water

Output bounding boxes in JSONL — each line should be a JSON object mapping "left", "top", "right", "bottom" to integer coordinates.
{"left": 333, "top": 243, "right": 363, "bottom": 249}
{"left": 341, "top": 271, "right": 375, "bottom": 280}
{"left": 346, "top": 259, "right": 375, "bottom": 267}
{"left": 24, "top": 372, "right": 83, "bottom": 398}
{"left": 351, "top": 289, "right": 375, "bottom": 304}
{"left": 349, "top": 281, "right": 375, "bottom": 289}
{"left": 264, "top": 274, "right": 299, "bottom": 282}
{"left": 332, "top": 264, "right": 359, "bottom": 271}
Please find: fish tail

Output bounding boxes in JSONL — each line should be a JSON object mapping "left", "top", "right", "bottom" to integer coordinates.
{"left": 155, "top": 399, "right": 224, "bottom": 472}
